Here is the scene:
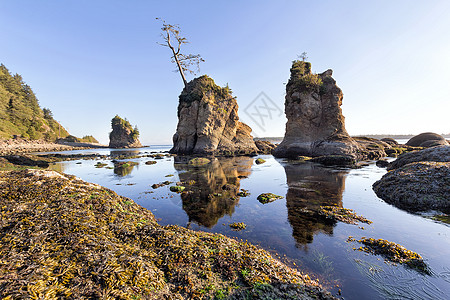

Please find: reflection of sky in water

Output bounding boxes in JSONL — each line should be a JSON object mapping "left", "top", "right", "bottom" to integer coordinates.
{"left": 49, "top": 148, "right": 450, "bottom": 300}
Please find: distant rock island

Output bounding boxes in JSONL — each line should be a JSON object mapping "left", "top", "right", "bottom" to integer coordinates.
{"left": 170, "top": 76, "right": 258, "bottom": 155}
{"left": 109, "top": 115, "right": 142, "bottom": 148}
{"left": 273, "top": 61, "right": 362, "bottom": 158}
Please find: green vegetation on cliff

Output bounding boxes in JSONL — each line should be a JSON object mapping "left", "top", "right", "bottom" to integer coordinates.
{"left": 0, "top": 64, "right": 69, "bottom": 140}
{"left": 287, "top": 61, "right": 323, "bottom": 93}
{"left": 110, "top": 115, "right": 139, "bottom": 140}
{"left": 179, "top": 75, "right": 233, "bottom": 104}
{"left": 59, "top": 135, "right": 99, "bottom": 144}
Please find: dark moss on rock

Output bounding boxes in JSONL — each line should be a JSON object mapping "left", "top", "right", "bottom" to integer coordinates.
{"left": 373, "top": 161, "right": 450, "bottom": 213}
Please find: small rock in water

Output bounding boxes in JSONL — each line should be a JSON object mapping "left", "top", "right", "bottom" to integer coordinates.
{"left": 229, "top": 222, "right": 247, "bottom": 230}
{"left": 170, "top": 185, "right": 185, "bottom": 193}
{"left": 255, "top": 158, "right": 266, "bottom": 165}
{"left": 257, "top": 193, "right": 283, "bottom": 204}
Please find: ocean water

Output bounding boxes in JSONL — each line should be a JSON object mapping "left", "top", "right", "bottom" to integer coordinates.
{"left": 47, "top": 146, "right": 450, "bottom": 299}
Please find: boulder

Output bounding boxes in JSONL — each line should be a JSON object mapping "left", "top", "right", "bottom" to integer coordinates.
{"left": 108, "top": 115, "right": 142, "bottom": 148}
{"left": 376, "top": 159, "right": 389, "bottom": 168}
{"left": 380, "top": 138, "right": 398, "bottom": 146}
{"left": 255, "top": 140, "right": 276, "bottom": 154}
{"left": 352, "top": 137, "right": 389, "bottom": 160}
{"left": 387, "top": 145, "right": 450, "bottom": 170}
{"left": 373, "top": 161, "right": 450, "bottom": 213}
{"left": 273, "top": 61, "right": 362, "bottom": 159}
{"left": 406, "top": 132, "right": 448, "bottom": 147}
{"left": 309, "top": 155, "right": 356, "bottom": 167}
{"left": 170, "top": 76, "right": 258, "bottom": 155}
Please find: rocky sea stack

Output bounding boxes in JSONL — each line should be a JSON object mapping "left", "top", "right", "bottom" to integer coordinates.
{"left": 273, "top": 61, "right": 362, "bottom": 159}
{"left": 170, "top": 76, "right": 258, "bottom": 155}
{"left": 108, "top": 115, "right": 142, "bottom": 148}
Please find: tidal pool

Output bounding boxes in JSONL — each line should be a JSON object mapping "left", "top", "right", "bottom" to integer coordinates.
{"left": 47, "top": 146, "right": 450, "bottom": 299}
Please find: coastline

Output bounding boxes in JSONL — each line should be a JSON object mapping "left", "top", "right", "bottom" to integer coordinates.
{"left": 0, "top": 138, "right": 108, "bottom": 155}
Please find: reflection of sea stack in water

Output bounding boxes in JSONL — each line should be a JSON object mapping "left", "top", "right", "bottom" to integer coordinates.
{"left": 174, "top": 156, "right": 253, "bottom": 227}
{"left": 283, "top": 162, "right": 348, "bottom": 245}
{"left": 273, "top": 61, "right": 361, "bottom": 159}
{"left": 170, "top": 76, "right": 258, "bottom": 155}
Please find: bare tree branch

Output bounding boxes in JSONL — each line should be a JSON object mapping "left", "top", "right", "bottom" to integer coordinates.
{"left": 156, "top": 18, "right": 204, "bottom": 87}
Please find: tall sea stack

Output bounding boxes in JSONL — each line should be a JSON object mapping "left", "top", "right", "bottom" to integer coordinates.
{"left": 109, "top": 115, "right": 142, "bottom": 148}
{"left": 273, "top": 61, "right": 361, "bottom": 158}
{"left": 170, "top": 76, "right": 258, "bottom": 155}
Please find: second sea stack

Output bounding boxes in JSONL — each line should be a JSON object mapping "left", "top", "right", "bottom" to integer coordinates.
{"left": 109, "top": 115, "right": 142, "bottom": 148}
{"left": 273, "top": 61, "right": 361, "bottom": 158}
{"left": 170, "top": 76, "right": 258, "bottom": 155}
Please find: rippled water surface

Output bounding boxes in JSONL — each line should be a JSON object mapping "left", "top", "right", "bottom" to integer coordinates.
{"left": 47, "top": 146, "right": 450, "bottom": 299}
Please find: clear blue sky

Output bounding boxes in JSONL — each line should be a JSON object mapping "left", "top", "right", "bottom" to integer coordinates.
{"left": 1, "top": 0, "right": 449, "bottom": 145}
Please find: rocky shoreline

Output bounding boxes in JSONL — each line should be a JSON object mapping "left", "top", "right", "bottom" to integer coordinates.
{"left": 0, "top": 138, "right": 108, "bottom": 156}
{"left": 373, "top": 145, "right": 450, "bottom": 213}
{"left": 0, "top": 169, "right": 334, "bottom": 299}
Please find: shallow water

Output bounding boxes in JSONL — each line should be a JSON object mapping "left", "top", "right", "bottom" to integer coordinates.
{"left": 47, "top": 146, "right": 450, "bottom": 299}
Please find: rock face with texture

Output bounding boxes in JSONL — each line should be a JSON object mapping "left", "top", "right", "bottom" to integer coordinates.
{"left": 387, "top": 145, "right": 450, "bottom": 170}
{"left": 406, "top": 132, "right": 448, "bottom": 147}
{"left": 108, "top": 115, "right": 142, "bottom": 148}
{"left": 373, "top": 161, "right": 450, "bottom": 213}
{"left": 273, "top": 61, "right": 361, "bottom": 158}
{"left": 373, "top": 146, "right": 450, "bottom": 213}
{"left": 255, "top": 140, "right": 276, "bottom": 154}
{"left": 170, "top": 76, "right": 258, "bottom": 155}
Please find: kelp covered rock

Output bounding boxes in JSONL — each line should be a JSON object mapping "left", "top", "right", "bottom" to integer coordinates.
{"left": 0, "top": 169, "right": 334, "bottom": 299}
{"left": 353, "top": 237, "right": 429, "bottom": 273}
{"left": 257, "top": 193, "right": 283, "bottom": 204}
